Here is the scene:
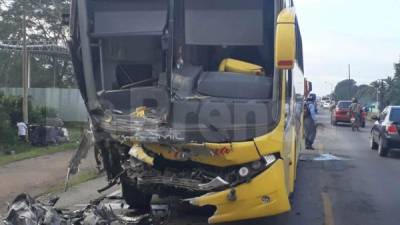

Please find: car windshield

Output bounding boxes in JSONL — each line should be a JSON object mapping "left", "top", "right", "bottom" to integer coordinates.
{"left": 389, "top": 108, "right": 400, "bottom": 122}
{"left": 338, "top": 101, "right": 351, "bottom": 109}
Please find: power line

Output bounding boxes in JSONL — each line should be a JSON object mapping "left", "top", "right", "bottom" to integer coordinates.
{"left": 0, "top": 40, "right": 70, "bottom": 57}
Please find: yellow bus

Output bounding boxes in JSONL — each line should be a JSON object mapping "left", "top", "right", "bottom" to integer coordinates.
{"left": 69, "top": 0, "right": 304, "bottom": 223}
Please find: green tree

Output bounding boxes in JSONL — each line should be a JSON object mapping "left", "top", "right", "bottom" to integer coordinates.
{"left": 0, "top": 0, "right": 74, "bottom": 88}
{"left": 0, "top": 92, "right": 58, "bottom": 125}
{"left": 394, "top": 60, "right": 400, "bottom": 78}
{"left": 354, "top": 84, "right": 376, "bottom": 105}
{"left": 334, "top": 79, "right": 358, "bottom": 100}
{"left": 389, "top": 60, "right": 400, "bottom": 105}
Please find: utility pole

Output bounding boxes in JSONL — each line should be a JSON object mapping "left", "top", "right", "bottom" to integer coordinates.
{"left": 22, "top": 0, "right": 29, "bottom": 124}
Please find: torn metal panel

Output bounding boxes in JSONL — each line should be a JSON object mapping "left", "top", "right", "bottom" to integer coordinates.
{"left": 129, "top": 145, "right": 155, "bottom": 166}
{"left": 98, "top": 110, "right": 184, "bottom": 144}
{"left": 68, "top": 129, "right": 94, "bottom": 176}
{"left": 198, "top": 177, "right": 229, "bottom": 191}
{"left": 125, "top": 154, "right": 274, "bottom": 193}
{"left": 3, "top": 193, "right": 66, "bottom": 225}
{"left": 2, "top": 194, "right": 157, "bottom": 225}
{"left": 65, "top": 129, "right": 95, "bottom": 192}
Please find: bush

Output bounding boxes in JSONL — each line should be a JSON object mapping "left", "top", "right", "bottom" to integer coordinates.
{"left": 0, "top": 94, "right": 24, "bottom": 125}
{"left": 0, "top": 106, "right": 17, "bottom": 152}
{"left": 0, "top": 93, "right": 59, "bottom": 151}
{"left": 38, "top": 106, "right": 58, "bottom": 119}
{"left": 0, "top": 93, "right": 58, "bottom": 124}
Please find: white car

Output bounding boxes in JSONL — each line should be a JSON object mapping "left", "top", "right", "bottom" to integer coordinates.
{"left": 323, "top": 101, "right": 331, "bottom": 108}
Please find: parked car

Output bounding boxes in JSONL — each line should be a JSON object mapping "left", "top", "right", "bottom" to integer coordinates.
{"left": 370, "top": 106, "right": 400, "bottom": 156}
{"left": 331, "top": 100, "right": 366, "bottom": 127}
{"left": 321, "top": 96, "right": 331, "bottom": 107}
{"left": 28, "top": 118, "right": 69, "bottom": 146}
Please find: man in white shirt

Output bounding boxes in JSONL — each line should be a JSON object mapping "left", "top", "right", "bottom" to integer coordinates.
{"left": 61, "top": 127, "right": 70, "bottom": 142}
{"left": 16, "top": 121, "right": 28, "bottom": 142}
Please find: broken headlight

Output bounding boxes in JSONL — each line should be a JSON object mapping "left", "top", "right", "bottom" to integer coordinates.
{"left": 227, "top": 154, "right": 278, "bottom": 186}
{"left": 264, "top": 154, "right": 277, "bottom": 167}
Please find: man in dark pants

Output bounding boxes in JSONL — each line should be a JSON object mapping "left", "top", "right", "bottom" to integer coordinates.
{"left": 304, "top": 95, "right": 317, "bottom": 150}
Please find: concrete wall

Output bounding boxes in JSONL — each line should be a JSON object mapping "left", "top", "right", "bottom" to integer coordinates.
{"left": 0, "top": 87, "right": 88, "bottom": 122}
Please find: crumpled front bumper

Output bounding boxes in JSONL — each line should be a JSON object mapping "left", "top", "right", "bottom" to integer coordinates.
{"left": 189, "top": 159, "right": 290, "bottom": 224}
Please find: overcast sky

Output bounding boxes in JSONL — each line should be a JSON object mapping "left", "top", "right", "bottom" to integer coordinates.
{"left": 295, "top": 0, "right": 400, "bottom": 96}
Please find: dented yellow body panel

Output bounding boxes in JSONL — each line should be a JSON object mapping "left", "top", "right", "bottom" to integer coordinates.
{"left": 136, "top": 7, "right": 301, "bottom": 225}
{"left": 146, "top": 73, "right": 287, "bottom": 167}
{"left": 73, "top": 0, "right": 304, "bottom": 223}
{"left": 144, "top": 70, "right": 297, "bottom": 223}
{"left": 191, "top": 160, "right": 291, "bottom": 224}
{"left": 146, "top": 123, "right": 284, "bottom": 167}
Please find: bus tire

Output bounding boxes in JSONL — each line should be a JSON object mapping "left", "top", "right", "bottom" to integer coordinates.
{"left": 378, "top": 137, "right": 389, "bottom": 157}
{"left": 370, "top": 135, "right": 378, "bottom": 150}
{"left": 121, "top": 177, "right": 152, "bottom": 213}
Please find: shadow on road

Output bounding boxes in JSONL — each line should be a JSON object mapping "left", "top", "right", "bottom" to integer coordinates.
{"left": 385, "top": 149, "right": 400, "bottom": 159}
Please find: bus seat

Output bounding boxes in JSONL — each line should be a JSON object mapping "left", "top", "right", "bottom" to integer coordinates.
{"left": 197, "top": 72, "right": 272, "bottom": 99}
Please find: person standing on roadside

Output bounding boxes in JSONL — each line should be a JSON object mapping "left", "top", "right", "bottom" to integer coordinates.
{"left": 304, "top": 95, "right": 317, "bottom": 150}
{"left": 349, "top": 98, "right": 362, "bottom": 131}
{"left": 16, "top": 121, "right": 28, "bottom": 142}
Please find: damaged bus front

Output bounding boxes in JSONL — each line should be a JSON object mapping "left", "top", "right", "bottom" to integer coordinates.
{"left": 69, "top": 0, "right": 305, "bottom": 223}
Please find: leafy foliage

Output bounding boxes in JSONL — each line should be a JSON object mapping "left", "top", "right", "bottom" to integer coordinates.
{"left": 0, "top": 0, "right": 74, "bottom": 88}
{"left": 369, "top": 60, "right": 400, "bottom": 108}
{"left": 354, "top": 85, "right": 376, "bottom": 106}
{"left": 333, "top": 79, "right": 358, "bottom": 100}
{"left": 0, "top": 92, "right": 58, "bottom": 151}
{"left": 0, "top": 105, "right": 17, "bottom": 151}
{"left": 333, "top": 59, "right": 400, "bottom": 110}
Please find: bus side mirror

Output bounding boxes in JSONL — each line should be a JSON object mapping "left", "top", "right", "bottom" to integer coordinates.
{"left": 275, "top": 9, "right": 296, "bottom": 70}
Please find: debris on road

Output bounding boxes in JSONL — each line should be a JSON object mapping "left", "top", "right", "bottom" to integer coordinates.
{"left": 64, "top": 129, "right": 94, "bottom": 192}
{"left": 2, "top": 193, "right": 168, "bottom": 225}
{"left": 300, "top": 153, "right": 349, "bottom": 161}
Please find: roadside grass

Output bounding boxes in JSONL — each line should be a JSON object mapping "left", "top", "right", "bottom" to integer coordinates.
{"left": 42, "top": 169, "right": 100, "bottom": 195}
{"left": 0, "top": 127, "right": 83, "bottom": 166}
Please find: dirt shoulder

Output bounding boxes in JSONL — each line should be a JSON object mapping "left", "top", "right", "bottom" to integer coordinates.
{"left": 0, "top": 148, "right": 96, "bottom": 214}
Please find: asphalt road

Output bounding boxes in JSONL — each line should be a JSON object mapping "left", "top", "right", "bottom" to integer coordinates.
{"left": 0, "top": 148, "right": 97, "bottom": 214}
{"left": 42, "top": 109, "right": 400, "bottom": 225}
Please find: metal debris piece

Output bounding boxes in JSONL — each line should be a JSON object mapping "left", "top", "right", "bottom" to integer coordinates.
{"left": 68, "top": 129, "right": 94, "bottom": 175}
{"left": 99, "top": 111, "right": 184, "bottom": 144}
{"left": 65, "top": 129, "right": 95, "bottom": 192}
{"left": 3, "top": 193, "right": 66, "bottom": 225}
{"left": 129, "top": 146, "right": 155, "bottom": 166}
{"left": 198, "top": 177, "right": 229, "bottom": 191}
{"left": 313, "top": 153, "right": 348, "bottom": 161}
{"left": 2, "top": 194, "right": 162, "bottom": 225}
